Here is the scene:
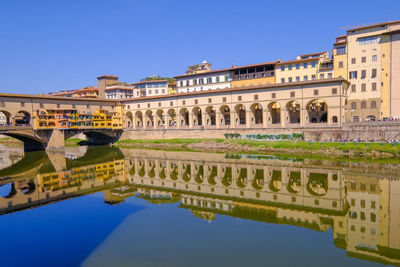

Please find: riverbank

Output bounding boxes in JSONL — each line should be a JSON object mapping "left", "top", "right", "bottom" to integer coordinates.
{"left": 114, "top": 138, "right": 400, "bottom": 160}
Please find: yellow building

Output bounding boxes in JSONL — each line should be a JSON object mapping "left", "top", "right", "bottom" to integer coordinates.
{"left": 275, "top": 52, "right": 334, "bottom": 84}
{"left": 230, "top": 61, "right": 277, "bottom": 88}
{"left": 168, "top": 81, "right": 177, "bottom": 94}
{"left": 337, "top": 21, "right": 400, "bottom": 122}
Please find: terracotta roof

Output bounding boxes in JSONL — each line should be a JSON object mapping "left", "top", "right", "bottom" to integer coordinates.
{"left": 347, "top": 20, "right": 400, "bottom": 32}
{"left": 174, "top": 60, "right": 280, "bottom": 79}
{"left": 133, "top": 79, "right": 168, "bottom": 85}
{"left": 275, "top": 57, "right": 320, "bottom": 66}
{"left": 0, "top": 93, "right": 116, "bottom": 102}
{"left": 120, "top": 78, "right": 349, "bottom": 103}
{"left": 298, "top": 51, "right": 328, "bottom": 58}
{"left": 97, "top": 75, "right": 119, "bottom": 79}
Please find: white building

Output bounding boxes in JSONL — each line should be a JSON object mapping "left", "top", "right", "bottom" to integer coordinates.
{"left": 105, "top": 85, "right": 134, "bottom": 100}
{"left": 133, "top": 80, "right": 169, "bottom": 97}
{"left": 175, "top": 60, "right": 232, "bottom": 93}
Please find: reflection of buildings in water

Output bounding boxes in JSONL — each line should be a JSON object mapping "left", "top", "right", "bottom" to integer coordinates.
{"left": 0, "top": 147, "right": 399, "bottom": 265}
{"left": 0, "top": 158, "right": 127, "bottom": 215}
{"left": 64, "top": 146, "right": 88, "bottom": 160}
{"left": 0, "top": 147, "right": 24, "bottom": 170}
{"left": 119, "top": 154, "right": 400, "bottom": 265}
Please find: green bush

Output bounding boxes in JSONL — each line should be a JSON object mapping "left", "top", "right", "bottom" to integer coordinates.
{"left": 224, "top": 133, "right": 241, "bottom": 139}
{"left": 244, "top": 133, "right": 304, "bottom": 141}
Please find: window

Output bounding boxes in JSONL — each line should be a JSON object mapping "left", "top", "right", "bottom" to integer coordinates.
{"left": 371, "top": 213, "right": 376, "bottom": 222}
{"left": 170, "top": 101, "right": 173, "bottom": 107}
{"left": 194, "top": 99, "right": 198, "bottom": 105}
{"left": 361, "top": 200, "right": 366, "bottom": 208}
{"left": 320, "top": 74, "right": 324, "bottom": 79}
{"left": 361, "top": 56, "right": 366, "bottom": 63}
{"left": 147, "top": 103, "right": 150, "bottom": 108}
{"left": 180, "top": 81, "right": 183, "bottom": 87}
{"left": 222, "top": 97, "right": 226, "bottom": 103}
{"left": 351, "top": 102, "right": 357, "bottom": 109}
{"left": 148, "top": 90, "right": 152, "bottom": 95}
{"left": 372, "top": 55, "right": 377, "bottom": 62}
{"left": 186, "top": 80, "right": 189, "bottom": 86}
{"left": 351, "top": 84, "right": 356, "bottom": 92}
{"left": 288, "top": 77, "right": 293, "bottom": 83}
{"left": 207, "top": 77, "right": 212, "bottom": 84}
{"left": 182, "top": 100, "right": 185, "bottom": 105}
{"left": 290, "top": 91, "right": 295, "bottom": 98}
{"left": 371, "top": 69, "right": 377, "bottom": 78}
{"left": 138, "top": 104, "right": 141, "bottom": 108}
{"left": 351, "top": 58, "right": 356, "bottom": 64}
{"left": 238, "top": 96, "right": 242, "bottom": 101}
{"left": 359, "top": 36, "right": 378, "bottom": 45}
{"left": 162, "top": 89, "right": 165, "bottom": 94}
{"left": 288, "top": 65, "right": 292, "bottom": 70}
{"left": 281, "top": 78, "right": 285, "bottom": 83}
{"left": 225, "top": 75, "right": 229, "bottom": 82}
{"left": 372, "top": 82, "right": 377, "bottom": 91}
{"left": 193, "top": 79, "right": 197, "bottom": 85}
{"left": 57, "top": 104, "right": 60, "bottom": 108}
{"left": 349, "top": 71, "right": 357, "bottom": 79}
{"left": 361, "top": 70, "right": 366, "bottom": 79}
{"left": 155, "top": 89, "right": 159, "bottom": 94}
{"left": 361, "top": 83, "right": 366, "bottom": 92}
{"left": 338, "top": 61, "right": 344, "bottom": 68}
{"left": 311, "top": 75, "right": 316, "bottom": 80}
{"left": 332, "top": 88, "right": 337, "bottom": 95}
{"left": 296, "top": 76, "right": 300, "bottom": 82}
{"left": 370, "top": 185, "right": 376, "bottom": 192}
{"left": 303, "top": 63, "right": 308, "bottom": 69}
{"left": 328, "top": 73, "right": 332, "bottom": 79}
{"left": 271, "top": 93, "right": 276, "bottom": 98}
{"left": 311, "top": 62, "right": 316, "bottom": 68}
{"left": 254, "top": 95, "right": 258, "bottom": 100}
{"left": 304, "top": 75, "right": 308, "bottom": 81}
{"left": 40, "top": 103, "right": 44, "bottom": 108}
{"left": 199, "top": 78, "right": 204, "bottom": 84}
{"left": 336, "top": 46, "right": 346, "bottom": 55}
{"left": 216, "top": 76, "right": 220, "bottom": 83}
{"left": 314, "top": 89, "right": 318, "bottom": 96}
{"left": 158, "top": 102, "right": 161, "bottom": 107}
{"left": 351, "top": 199, "right": 355, "bottom": 206}
{"left": 295, "top": 64, "right": 300, "bottom": 69}
{"left": 371, "top": 201, "right": 376, "bottom": 209}
{"left": 208, "top": 98, "right": 212, "bottom": 103}
{"left": 371, "top": 101, "right": 377, "bottom": 108}
{"left": 281, "top": 66, "right": 285, "bottom": 71}
{"left": 20, "top": 102, "right": 25, "bottom": 107}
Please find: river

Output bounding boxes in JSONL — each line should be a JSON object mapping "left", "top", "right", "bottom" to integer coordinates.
{"left": 0, "top": 144, "right": 398, "bottom": 266}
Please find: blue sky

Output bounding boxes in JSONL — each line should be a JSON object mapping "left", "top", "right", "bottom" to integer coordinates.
{"left": 0, "top": 0, "right": 399, "bottom": 94}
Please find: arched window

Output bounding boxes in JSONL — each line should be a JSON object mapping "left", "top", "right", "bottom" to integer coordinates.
{"left": 371, "top": 101, "right": 376, "bottom": 108}
{"left": 361, "top": 101, "right": 367, "bottom": 109}
{"left": 351, "top": 102, "right": 357, "bottom": 110}
{"left": 332, "top": 116, "right": 338, "bottom": 123}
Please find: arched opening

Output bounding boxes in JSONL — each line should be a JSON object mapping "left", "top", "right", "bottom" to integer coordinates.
{"left": 269, "top": 102, "right": 280, "bottom": 124}
{"left": 287, "top": 101, "right": 300, "bottom": 124}
{"left": 307, "top": 100, "right": 327, "bottom": 123}
{"left": 180, "top": 108, "right": 189, "bottom": 126}
{"left": 195, "top": 165, "right": 204, "bottom": 184}
{"left": 220, "top": 105, "right": 230, "bottom": 126}
{"left": 167, "top": 109, "right": 176, "bottom": 127}
{"left": 126, "top": 111, "right": 133, "bottom": 128}
{"left": 252, "top": 169, "right": 264, "bottom": 190}
{"left": 332, "top": 116, "right": 338, "bottom": 123}
{"left": 14, "top": 111, "right": 31, "bottom": 126}
{"left": 307, "top": 173, "right": 328, "bottom": 196}
{"left": 206, "top": 106, "right": 216, "bottom": 126}
{"left": 366, "top": 115, "right": 376, "bottom": 122}
{"left": 269, "top": 170, "right": 282, "bottom": 192}
{"left": 145, "top": 110, "right": 154, "bottom": 127}
{"left": 287, "top": 171, "right": 301, "bottom": 194}
{"left": 0, "top": 110, "right": 11, "bottom": 126}
{"left": 192, "top": 107, "right": 202, "bottom": 126}
{"left": 135, "top": 111, "right": 143, "bottom": 128}
{"left": 235, "top": 104, "right": 246, "bottom": 125}
{"left": 236, "top": 168, "right": 248, "bottom": 188}
{"left": 250, "top": 103, "right": 263, "bottom": 125}
{"left": 156, "top": 110, "right": 165, "bottom": 126}
{"left": 222, "top": 167, "right": 232, "bottom": 186}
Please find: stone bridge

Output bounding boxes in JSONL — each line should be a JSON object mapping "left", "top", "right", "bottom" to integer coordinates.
{"left": 0, "top": 126, "right": 122, "bottom": 151}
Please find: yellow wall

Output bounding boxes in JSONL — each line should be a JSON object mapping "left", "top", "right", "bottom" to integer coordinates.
{"left": 381, "top": 34, "right": 391, "bottom": 118}
{"left": 231, "top": 76, "right": 275, "bottom": 88}
{"left": 333, "top": 46, "right": 348, "bottom": 79}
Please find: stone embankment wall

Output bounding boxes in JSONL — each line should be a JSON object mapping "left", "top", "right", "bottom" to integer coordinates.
{"left": 120, "top": 122, "right": 400, "bottom": 142}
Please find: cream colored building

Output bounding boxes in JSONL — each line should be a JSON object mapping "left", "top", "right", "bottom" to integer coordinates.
{"left": 334, "top": 21, "right": 400, "bottom": 122}
{"left": 275, "top": 52, "right": 334, "bottom": 84}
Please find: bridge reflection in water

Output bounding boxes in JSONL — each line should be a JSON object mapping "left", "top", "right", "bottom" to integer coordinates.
{"left": 0, "top": 147, "right": 399, "bottom": 265}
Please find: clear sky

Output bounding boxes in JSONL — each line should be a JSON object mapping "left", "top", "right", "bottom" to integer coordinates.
{"left": 0, "top": 0, "right": 399, "bottom": 94}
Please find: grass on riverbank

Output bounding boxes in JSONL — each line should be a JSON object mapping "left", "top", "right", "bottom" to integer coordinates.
{"left": 115, "top": 138, "right": 400, "bottom": 157}
{"left": 65, "top": 138, "right": 86, "bottom": 146}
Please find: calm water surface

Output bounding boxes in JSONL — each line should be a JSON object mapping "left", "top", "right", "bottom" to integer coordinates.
{"left": 0, "top": 144, "right": 399, "bottom": 267}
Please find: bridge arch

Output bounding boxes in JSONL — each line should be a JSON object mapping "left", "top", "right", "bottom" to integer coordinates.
{"left": 250, "top": 103, "right": 263, "bottom": 125}
{"left": 14, "top": 111, "right": 31, "bottom": 126}
{"left": 126, "top": 111, "right": 133, "bottom": 128}
{"left": 179, "top": 108, "right": 189, "bottom": 127}
{"left": 268, "top": 102, "right": 280, "bottom": 124}
{"left": 205, "top": 106, "right": 216, "bottom": 126}
{"left": 0, "top": 110, "right": 11, "bottom": 126}
{"left": 192, "top": 107, "right": 202, "bottom": 126}
{"left": 307, "top": 99, "right": 328, "bottom": 123}
{"left": 234, "top": 104, "right": 246, "bottom": 126}
{"left": 287, "top": 101, "right": 301, "bottom": 124}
